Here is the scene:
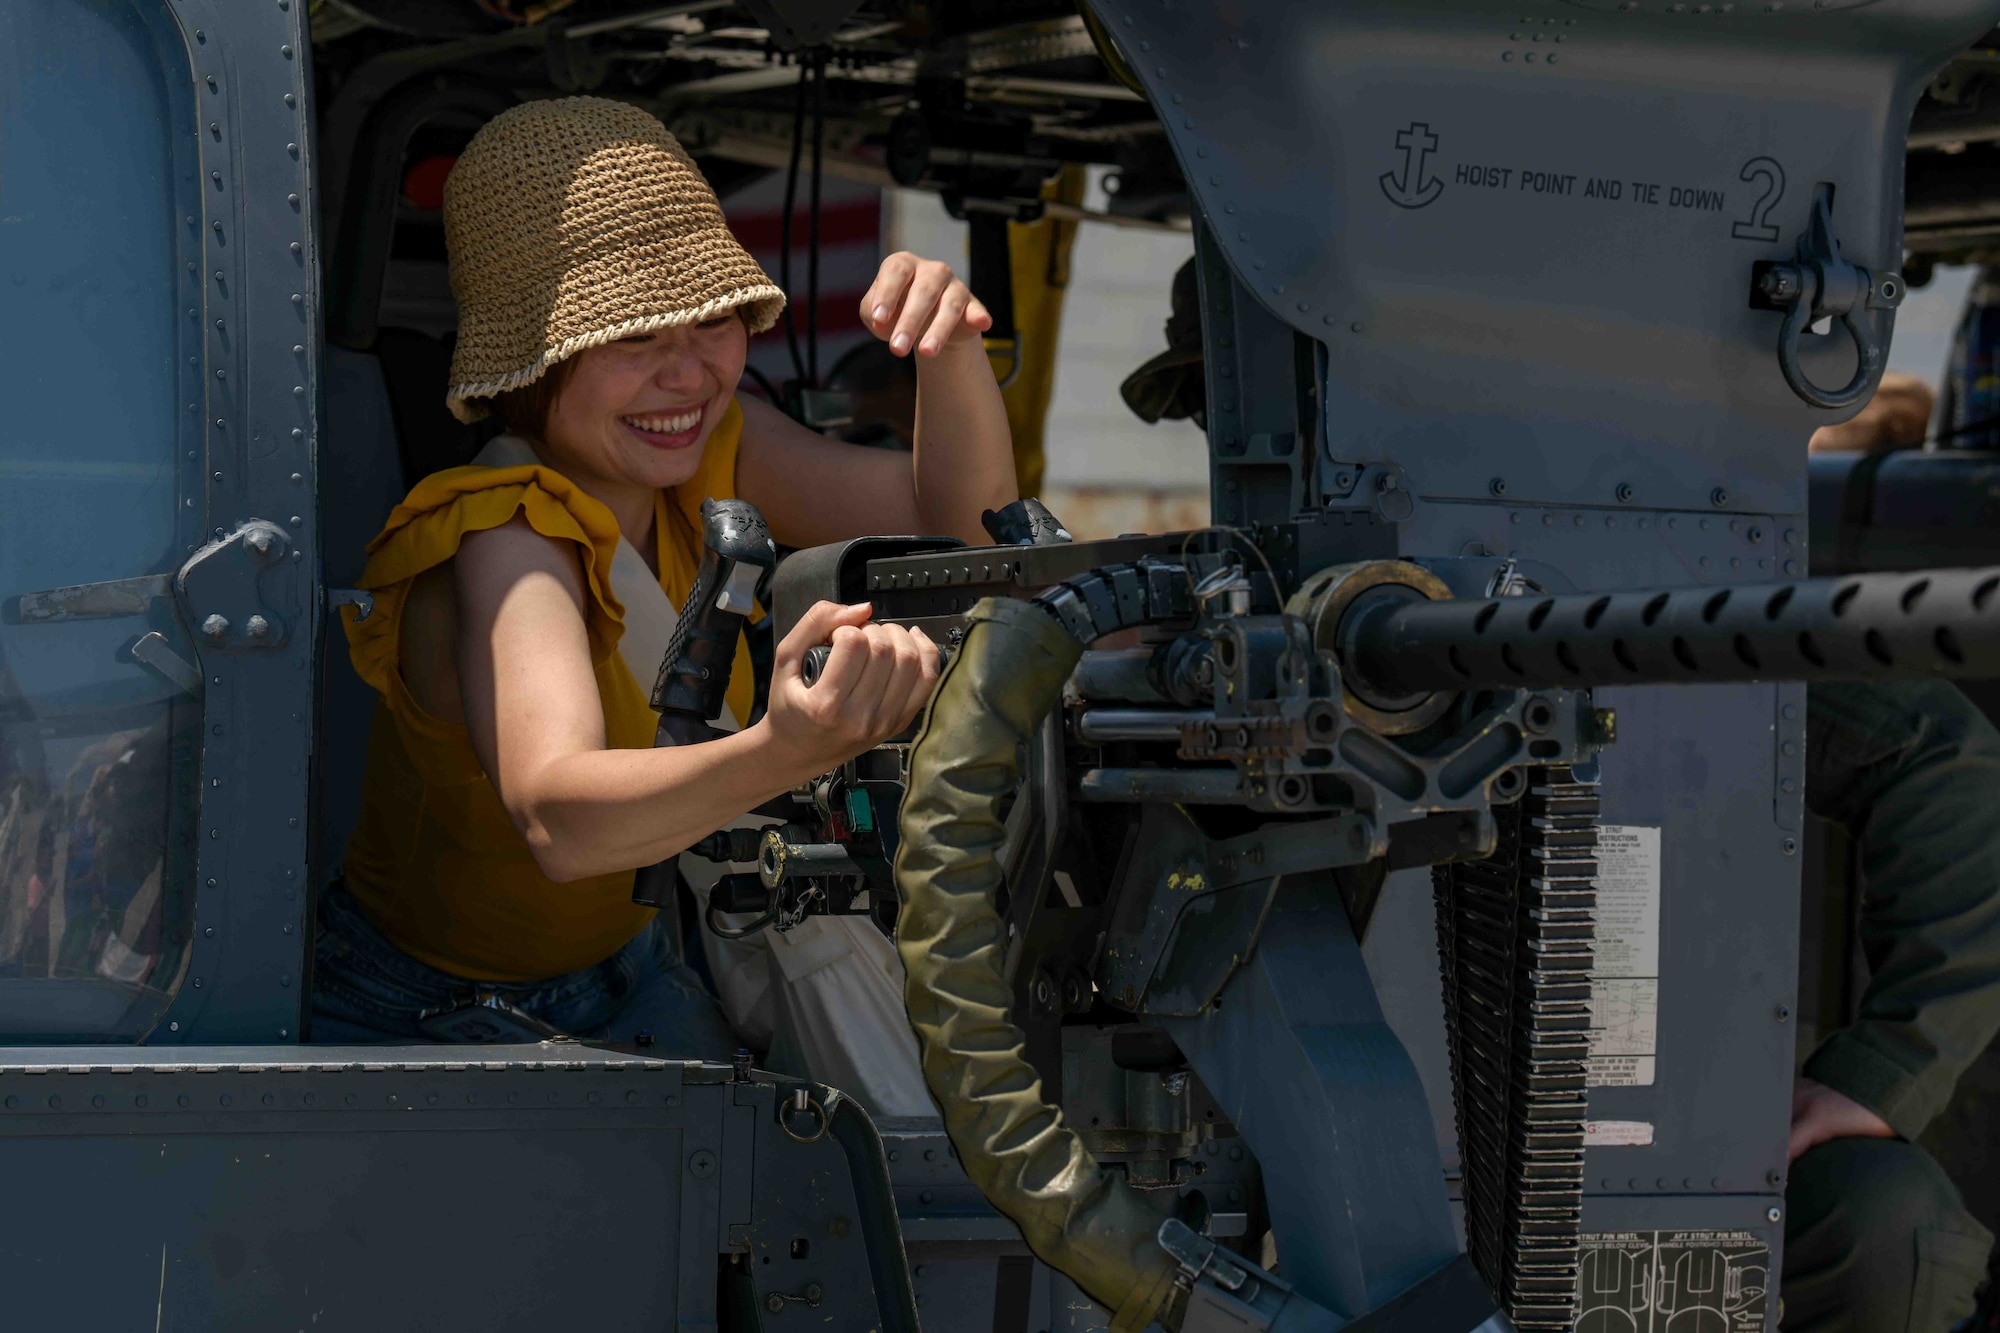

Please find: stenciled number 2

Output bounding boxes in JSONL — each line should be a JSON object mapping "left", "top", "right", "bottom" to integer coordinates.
{"left": 1732, "top": 156, "right": 1787, "bottom": 243}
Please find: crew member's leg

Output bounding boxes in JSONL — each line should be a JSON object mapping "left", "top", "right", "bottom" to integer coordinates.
{"left": 1782, "top": 1136, "right": 1991, "bottom": 1332}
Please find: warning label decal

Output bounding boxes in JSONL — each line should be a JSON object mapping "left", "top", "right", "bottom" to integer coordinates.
{"left": 1583, "top": 1120, "right": 1655, "bottom": 1147}
{"left": 1589, "top": 825, "right": 1660, "bottom": 1088}
{"left": 1576, "top": 1231, "right": 1769, "bottom": 1332}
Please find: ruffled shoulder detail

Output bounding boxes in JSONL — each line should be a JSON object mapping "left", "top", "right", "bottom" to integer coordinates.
{"left": 342, "top": 465, "right": 631, "bottom": 781}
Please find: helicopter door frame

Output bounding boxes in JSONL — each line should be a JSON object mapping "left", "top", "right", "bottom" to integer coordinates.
{"left": 144, "top": 0, "right": 321, "bottom": 1044}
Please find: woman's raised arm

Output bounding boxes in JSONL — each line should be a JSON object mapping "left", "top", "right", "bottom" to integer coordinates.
{"left": 736, "top": 252, "right": 1018, "bottom": 548}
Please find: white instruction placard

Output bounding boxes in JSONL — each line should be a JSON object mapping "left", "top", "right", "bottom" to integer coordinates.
{"left": 1577, "top": 1231, "right": 1770, "bottom": 1331}
{"left": 1589, "top": 824, "right": 1660, "bottom": 1087}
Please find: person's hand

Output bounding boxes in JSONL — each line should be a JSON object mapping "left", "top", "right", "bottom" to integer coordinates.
{"left": 761, "top": 600, "right": 938, "bottom": 774}
{"left": 1789, "top": 1076, "right": 1897, "bottom": 1162}
{"left": 861, "top": 252, "right": 993, "bottom": 359}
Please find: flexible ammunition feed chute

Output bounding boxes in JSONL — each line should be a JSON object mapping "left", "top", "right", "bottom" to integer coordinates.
{"left": 893, "top": 597, "right": 1179, "bottom": 1332}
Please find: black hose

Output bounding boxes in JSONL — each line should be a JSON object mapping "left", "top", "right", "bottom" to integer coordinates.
{"left": 740, "top": 361, "right": 782, "bottom": 404}
{"left": 808, "top": 48, "right": 826, "bottom": 388}
{"left": 706, "top": 900, "right": 778, "bottom": 941}
{"left": 779, "top": 60, "right": 808, "bottom": 387}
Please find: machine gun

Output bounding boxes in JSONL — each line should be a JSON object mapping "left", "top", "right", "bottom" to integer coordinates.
{"left": 701, "top": 507, "right": 1999, "bottom": 1330}
{"left": 749, "top": 537, "right": 2000, "bottom": 925}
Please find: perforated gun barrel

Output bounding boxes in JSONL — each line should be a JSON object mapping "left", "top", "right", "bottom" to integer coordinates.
{"left": 1345, "top": 566, "right": 2000, "bottom": 695}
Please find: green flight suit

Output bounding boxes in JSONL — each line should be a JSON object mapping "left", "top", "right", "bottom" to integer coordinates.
{"left": 1783, "top": 679, "right": 2000, "bottom": 1332}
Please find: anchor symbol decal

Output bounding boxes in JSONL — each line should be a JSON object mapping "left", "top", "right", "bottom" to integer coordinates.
{"left": 1380, "top": 122, "right": 1444, "bottom": 210}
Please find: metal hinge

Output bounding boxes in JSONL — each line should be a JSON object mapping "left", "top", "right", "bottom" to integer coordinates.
{"left": 181, "top": 520, "right": 300, "bottom": 651}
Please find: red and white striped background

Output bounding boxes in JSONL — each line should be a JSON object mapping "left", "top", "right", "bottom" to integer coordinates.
{"left": 719, "top": 172, "right": 884, "bottom": 397}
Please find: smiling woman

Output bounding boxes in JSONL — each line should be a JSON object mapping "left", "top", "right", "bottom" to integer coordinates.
{"left": 316, "top": 98, "right": 1016, "bottom": 1112}
{"left": 520, "top": 317, "right": 749, "bottom": 492}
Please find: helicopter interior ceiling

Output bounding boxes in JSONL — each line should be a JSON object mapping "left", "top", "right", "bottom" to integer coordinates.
{"left": 309, "top": 0, "right": 2000, "bottom": 276}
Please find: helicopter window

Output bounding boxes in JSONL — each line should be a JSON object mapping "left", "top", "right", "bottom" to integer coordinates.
{"left": 0, "top": 0, "right": 205, "bottom": 1040}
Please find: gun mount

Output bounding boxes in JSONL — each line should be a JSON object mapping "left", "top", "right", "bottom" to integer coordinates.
{"left": 733, "top": 505, "right": 2000, "bottom": 1329}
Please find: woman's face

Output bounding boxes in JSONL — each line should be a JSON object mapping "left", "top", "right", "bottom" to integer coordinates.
{"left": 539, "top": 313, "right": 749, "bottom": 492}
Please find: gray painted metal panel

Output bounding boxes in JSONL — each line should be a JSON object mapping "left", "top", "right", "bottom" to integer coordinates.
{"left": 0, "top": 1046, "right": 902, "bottom": 1332}
{"left": 314, "top": 349, "right": 409, "bottom": 876}
{"left": 1164, "top": 883, "right": 1457, "bottom": 1318}
{"left": 1099, "top": 0, "right": 1996, "bottom": 518}
{"left": 1386, "top": 501, "right": 1806, "bottom": 1204}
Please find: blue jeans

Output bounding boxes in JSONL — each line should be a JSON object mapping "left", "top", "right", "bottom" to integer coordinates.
{"left": 310, "top": 883, "right": 739, "bottom": 1058}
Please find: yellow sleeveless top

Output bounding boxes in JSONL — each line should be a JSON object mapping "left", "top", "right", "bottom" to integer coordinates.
{"left": 340, "top": 402, "right": 756, "bottom": 982}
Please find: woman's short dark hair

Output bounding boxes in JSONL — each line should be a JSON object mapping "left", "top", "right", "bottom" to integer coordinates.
{"left": 491, "top": 355, "right": 579, "bottom": 442}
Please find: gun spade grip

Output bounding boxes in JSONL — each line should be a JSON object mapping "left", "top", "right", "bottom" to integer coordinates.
{"left": 651, "top": 497, "right": 776, "bottom": 732}
{"left": 634, "top": 499, "right": 777, "bottom": 907}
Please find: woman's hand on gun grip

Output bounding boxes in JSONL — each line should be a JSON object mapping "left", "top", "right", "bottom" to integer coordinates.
{"left": 763, "top": 600, "right": 939, "bottom": 776}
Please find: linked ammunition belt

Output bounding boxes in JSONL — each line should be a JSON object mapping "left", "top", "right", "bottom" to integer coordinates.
{"left": 1432, "top": 765, "right": 1598, "bottom": 1330}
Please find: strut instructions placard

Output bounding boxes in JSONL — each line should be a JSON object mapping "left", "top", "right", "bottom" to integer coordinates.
{"left": 1589, "top": 824, "right": 1660, "bottom": 1087}
{"left": 1576, "top": 1230, "right": 1770, "bottom": 1332}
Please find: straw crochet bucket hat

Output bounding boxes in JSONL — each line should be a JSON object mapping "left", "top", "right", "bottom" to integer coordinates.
{"left": 443, "top": 96, "right": 786, "bottom": 423}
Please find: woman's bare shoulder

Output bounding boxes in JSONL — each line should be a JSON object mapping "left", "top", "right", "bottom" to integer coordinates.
{"left": 400, "top": 515, "right": 591, "bottom": 725}
{"left": 455, "top": 512, "right": 590, "bottom": 603}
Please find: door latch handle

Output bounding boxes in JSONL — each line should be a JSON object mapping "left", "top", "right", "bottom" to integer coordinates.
{"left": 4, "top": 573, "right": 173, "bottom": 624}
{"left": 327, "top": 588, "right": 374, "bottom": 622}
{"left": 127, "top": 631, "right": 203, "bottom": 697}
{"left": 1750, "top": 183, "right": 1904, "bottom": 411}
